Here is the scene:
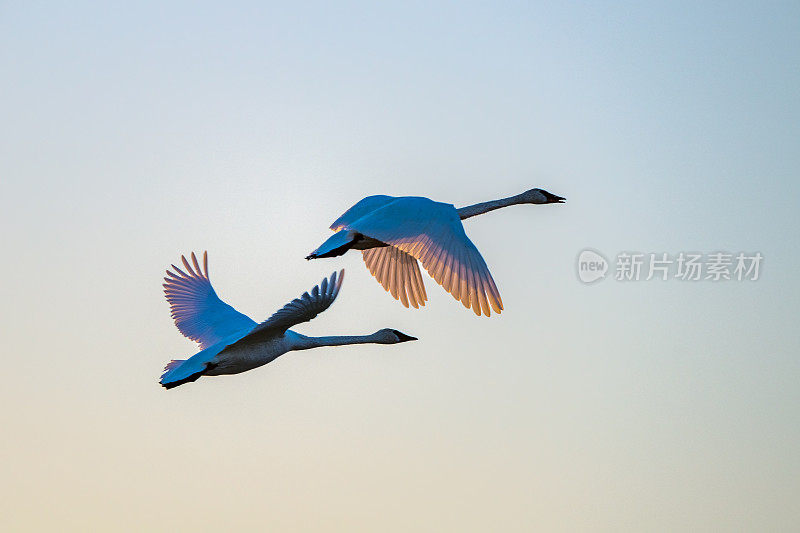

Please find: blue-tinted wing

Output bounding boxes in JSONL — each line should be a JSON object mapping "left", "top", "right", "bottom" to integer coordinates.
{"left": 163, "top": 252, "right": 257, "bottom": 349}
{"left": 329, "top": 195, "right": 396, "bottom": 231}
{"left": 236, "top": 270, "right": 345, "bottom": 342}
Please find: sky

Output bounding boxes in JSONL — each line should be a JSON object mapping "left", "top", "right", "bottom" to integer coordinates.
{"left": 1, "top": 1, "right": 799, "bottom": 531}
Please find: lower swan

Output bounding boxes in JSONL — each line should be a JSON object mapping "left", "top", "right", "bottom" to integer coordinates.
{"left": 159, "top": 252, "right": 416, "bottom": 389}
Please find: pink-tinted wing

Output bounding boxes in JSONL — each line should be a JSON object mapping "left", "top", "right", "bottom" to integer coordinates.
{"left": 347, "top": 197, "right": 502, "bottom": 316}
{"left": 361, "top": 247, "right": 427, "bottom": 309}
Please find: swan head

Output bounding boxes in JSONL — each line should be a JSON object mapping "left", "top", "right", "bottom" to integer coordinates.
{"left": 521, "top": 188, "right": 566, "bottom": 204}
{"left": 374, "top": 328, "right": 418, "bottom": 344}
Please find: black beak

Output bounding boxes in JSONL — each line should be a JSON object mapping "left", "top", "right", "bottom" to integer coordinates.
{"left": 305, "top": 253, "right": 316, "bottom": 260}
{"left": 543, "top": 191, "right": 566, "bottom": 203}
{"left": 392, "top": 330, "right": 418, "bottom": 342}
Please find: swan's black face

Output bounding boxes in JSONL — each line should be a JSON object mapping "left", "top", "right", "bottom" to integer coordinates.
{"left": 373, "top": 328, "right": 418, "bottom": 343}
{"left": 391, "top": 329, "right": 418, "bottom": 342}
{"left": 538, "top": 189, "right": 566, "bottom": 203}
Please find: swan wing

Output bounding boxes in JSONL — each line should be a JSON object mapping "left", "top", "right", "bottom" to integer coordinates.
{"left": 347, "top": 197, "right": 503, "bottom": 316}
{"left": 362, "top": 247, "right": 427, "bottom": 309}
{"left": 163, "top": 252, "right": 257, "bottom": 349}
{"left": 329, "top": 195, "right": 396, "bottom": 231}
{"left": 241, "top": 270, "right": 345, "bottom": 339}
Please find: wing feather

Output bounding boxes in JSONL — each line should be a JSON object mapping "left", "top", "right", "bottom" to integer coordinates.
{"left": 410, "top": 255, "right": 428, "bottom": 302}
{"left": 163, "top": 252, "right": 257, "bottom": 349}
{"left": 475, "top": 262, "right": 491, "bottom": 316}
{"left": 236, "top": 270, "right": 345, "bottom": 341}
{"left": 396, "top": 251, "right": 408, "bottom": 307}
{"left": 386, "top": 253, "right": 397, "bottom": 299}
{"left": 400, "top": 256, "right": 415, "bottom": 308}
{"left": 360, "top": 247, "right": 427, "bottom": 309}
{"left": 365, "top": 248, "right": 376, "bottom": 268}
{"left": 441, "top": 249, "right": 455, "bottom": 293}
{"left": 466, "top": 254, "right": 481, "bottom": 315}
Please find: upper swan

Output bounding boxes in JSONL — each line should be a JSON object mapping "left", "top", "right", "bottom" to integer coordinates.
{"left": 306, "top": 188, "right": 565, "bottom": 316}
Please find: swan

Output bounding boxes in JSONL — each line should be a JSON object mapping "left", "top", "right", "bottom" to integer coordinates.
{"left": 305, "top": 188, "right": 565, "bottom": 317}
{"left": 159, "top": 252, "right": 417, "bottom": 389}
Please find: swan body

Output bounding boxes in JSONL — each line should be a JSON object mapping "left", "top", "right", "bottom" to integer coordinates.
{"left": 306, "top": 188, "right": 565, "bottom": 316}
{"left": 159, "top": 252, "right": 416, "bottom": 389}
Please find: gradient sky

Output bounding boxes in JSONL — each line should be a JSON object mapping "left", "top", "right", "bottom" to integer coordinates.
{"left": 2, "top": 1, "right": 799, "bottom": 531}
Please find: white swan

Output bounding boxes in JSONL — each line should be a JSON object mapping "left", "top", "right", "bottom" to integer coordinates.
{"left": 306, "top": 188, "right": 565, "bottom": 316}
{"left": 159, "top": 252, "right": 417, "bottom": 389}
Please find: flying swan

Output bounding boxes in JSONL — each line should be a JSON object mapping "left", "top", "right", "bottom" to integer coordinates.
{"left": 159, "top": 252, "right": 417, "bottom": 389}
{"left": 306, "top": 188, "right": 565, "bottom": 316}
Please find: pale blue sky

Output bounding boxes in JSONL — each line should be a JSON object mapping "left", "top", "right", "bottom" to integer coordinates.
{"left": 2, "top": 1, "right": 799, "bottom": 531}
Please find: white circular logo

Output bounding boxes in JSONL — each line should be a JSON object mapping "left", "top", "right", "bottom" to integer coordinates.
{"left": 577, "top": 249, "right": 608, "bottom": 283}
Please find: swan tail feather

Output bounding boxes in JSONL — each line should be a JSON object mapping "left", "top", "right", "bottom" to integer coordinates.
{"left": 160, "top": 358, "right": 212, "bottom": 389}
{"left": 306, "top": 230, "right": 357, "bottom": 260}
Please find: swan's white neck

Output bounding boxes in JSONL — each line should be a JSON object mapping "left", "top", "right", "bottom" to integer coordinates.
{"left": 290, "top": 332, "right": 382, "bottom": 350}
{"left": 457, "top": 191, "right": 533, "bottom": 220}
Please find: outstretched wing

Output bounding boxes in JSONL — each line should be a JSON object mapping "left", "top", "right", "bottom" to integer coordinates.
{"left": 347, "top": 197, "right": 503, "bottom": 316}
{"left": 238, "top": 270, "right": 345, "bottom": 341}
{"left": 163, "top": 252, "right": 257, "bottom": 349}
{"left": 329, "top": 194, "right": 428, "bottom": 308}
{"left": 362, "top": 247, "right": 427, "bottom": 309}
